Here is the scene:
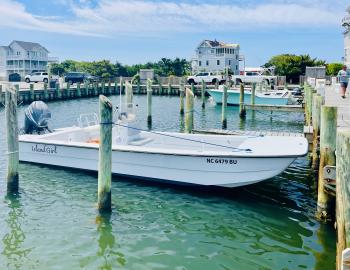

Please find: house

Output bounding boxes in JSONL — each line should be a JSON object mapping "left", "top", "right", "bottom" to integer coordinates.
{"left": 343, "top": 7, "right": 350, "bottom": 67}
{"left": 0, "top": 40, "right": 49, "bottom": 81}
{"left": 191, "top": 40, "right": 240, "bottom": 75}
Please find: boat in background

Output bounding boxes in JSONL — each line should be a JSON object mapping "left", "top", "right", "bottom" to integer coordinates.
{"left": 207, "top": 87, "right": 292, "bottom": 106}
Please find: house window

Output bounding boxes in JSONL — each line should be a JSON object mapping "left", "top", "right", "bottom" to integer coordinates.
{"left": 199, "top": 61, "right": 202, "bottom": 66}
{"left": 211, "top": 49, "right": 214, "bottom": 54}
{"left": 217, "top": 60, "right": 220, "bottom": 65}
{"left": 236, "top": 65, "right": 238, "bottom": 70}
{"left": 229, "top": 60, "right": 231, "bottom": 65}
{"left": 206, "top": 60, "right": 209, "bottom": 66}
{"left": 236, "top": 55, "right": 239, "bottom": 60}
{"left": 17, "top": 51, "right": 20, "bottom": 55}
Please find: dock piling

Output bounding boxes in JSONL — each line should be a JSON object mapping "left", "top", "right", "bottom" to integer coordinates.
{"left": 185, "top": 88, "right": 194, "bottom": 133}
{"left": 97, "top": 95, "right": 113, "bottom": 212}
{"left": 311, "top": 94, "right": 323, "bottom": 170}
{"left": 222, "top": 85, "right": 228, "bottom": 129}
{"left": 5, "top": 85, "right": 19, "bottom": 193}
{"left": 147, "top": 79, "right": 152, "bottom": 127}
{"left": 251, "top": 83, "right": 256, "bottom": 105}
{"left": 317, "top": 106, "right": 337, "bottom": 220}
{"left": 30, "top": 84, "right": 34, "bottom": 101}
{"left": 336, "top": 130, "right": 350, "bottom": 269}
{"left": 239, "top": 83, "right": 246, "bottom": 118}
{"left": 201, "top": 80, "right": 205, "bottom": 109}
{"left": 179, "top": 82, "right": 185, "bottom": 115}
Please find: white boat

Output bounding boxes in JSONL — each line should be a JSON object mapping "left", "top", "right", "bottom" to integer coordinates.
{"left": 18, "top": 103, "right": 308, "bottom": 188}
{"left": 208, "top": 87, "right": 291, "bottom": 106}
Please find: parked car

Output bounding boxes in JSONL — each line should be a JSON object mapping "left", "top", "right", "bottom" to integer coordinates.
{"left": 64, "top": 72, "right": 97, "bottom": 84}
{"left": 25, "top": 72, "right": 49, "bottom": 83}
{"left": 9, "top": 73, "right": 21, "bottom": 82}
{"left": 187, "top": 72, "right": 225, "bottom": 85}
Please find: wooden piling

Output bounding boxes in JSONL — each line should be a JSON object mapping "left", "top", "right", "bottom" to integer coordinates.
{"left": 222, "top": 85, "right": 228, "bottom": 129}
{"left": 0, "top": 85, "right": 3, "bottom": 104}
{"left": 201, "top": 80, "right": 205, "bottom": 109}
{"left": 126, "top": 81, "right": 133, "bottom": 106}
{"left": 108, "top": 81, "right": 112, "bottom": 95}
{"left": 30, "top": 84, "right": 34, "bottom": 101}
{"left": 179, "top": 82, "right": 185, "bottom": 115}
{"left": 251, "top": 83, "right": 256, "bottom": 105}
{"left": 316, "top": 106, "right": 337, "bottom": 220}
{"left": 55, "top": 83, "right": 61, "bottom": 99}
{"left": 77, "top": 83, "right": 82, "bottom": 98}
{"left": 97, "top": 95, "right": 113, "bottom": 212}
{"left": 239, "top": 83, "right": 246, "bottom": 118}
{"left": 336, "top": 130, "right": 350, "bottom": 270}
{"left": 147, "top": 79, "right": 152, "bottom": 126}
{"left": 311, "top": 94, "right": 323, "bottom": 170}
{"left": 168, "top": 83, "right": 171, "bottom": 95}
{"left": 44, "top": 83, "right": 49, "bottom": 100}
{"left": 185, "top": 88, "right": 194, "bottom": 133}
{"left": 101, "top": 81, "right": 105, "bottom": 95}
{"left": 5, "top": 85, "right": 19, "bottom": 193}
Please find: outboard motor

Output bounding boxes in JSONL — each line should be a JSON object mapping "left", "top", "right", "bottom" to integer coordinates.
{"left": 23, "top": 101, "right": 51, "bottom": 134}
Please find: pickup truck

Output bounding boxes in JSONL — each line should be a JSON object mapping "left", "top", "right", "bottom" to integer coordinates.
{"left": 231, "top": 72, "right": 277, "bottom": 85}
{"left": 187, "top": 72, "right": 225, "bottom": 85}
{"left": 25, "top": 72, "right": 59, "bottom": 83}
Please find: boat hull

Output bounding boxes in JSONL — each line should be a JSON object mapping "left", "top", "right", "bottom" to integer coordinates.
{"left": 208, "top": 89, "right": 289, "bottom": 106}
{"left": 19, "top": 141, "right": 296, "bottom": 187}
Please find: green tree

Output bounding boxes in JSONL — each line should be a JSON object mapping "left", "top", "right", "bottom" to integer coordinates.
{"left": 264, "top": 54, "right": 326, "bottom": 83}
{"left": 326, "top": 63, "right": 343, "bottom": 76}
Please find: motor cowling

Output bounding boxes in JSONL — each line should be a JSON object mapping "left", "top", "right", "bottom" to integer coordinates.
{"left": 23, "top": 101, "right": 51, "bottom": 134}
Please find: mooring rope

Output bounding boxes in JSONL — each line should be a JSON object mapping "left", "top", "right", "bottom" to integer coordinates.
{"left": 100, "top": 121, "right": 252, "bottom": 152}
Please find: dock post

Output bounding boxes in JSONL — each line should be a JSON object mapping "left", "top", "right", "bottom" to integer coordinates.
{"left": 147, "top": 79, "right": 152, "bottom": 127}
{"left": 44, "top": 83, "right": 49, "bottom": 100}
{"left": 239, "top": 83, "right": 246, "bottom": 118}
{"left": 77, "top": 82, "right": 81, "bottom": 98}
{"left": 180, "top": 82, "right": 185, "bottom": 115}
{"left": 311, "top": 94, "right": 323, "bottom": 170}
{"left": 317, "top": 106, "right": 337, "bottom": 220}
{"left": 83, "top": 81, "right": 88, "bottom": 97}
{"left": 251, "top": 83, "right": 256, "bottom": 105}
{"left": 30, "top": 83, "right": 34, "bottom": 101}
{"left": 126, "top": 81, "right": 133, "bottom": 106}
{"left": 97, "top": 95, "right": 113, "bottom": 213}
{"left": 0, "top": 85, "right": 3, "bottom": 104}
{"left": 108, "top": 81, "right": 112, "bottom": 95}
{"left": 101, "top": 81, "right": 105, "bottom": 95}
{"left": 191, "top": 83, "right": 195, "bottom": 98}
{"left": 336, "top": 131, "right": 350, "bottom": 270}
{"left": 222, "top": 85, "right": 228, "bottom": 129}
{"left": 166, "top": 83, "right": 170, "bottom": 95}
{"left": 66, "top": 82, "right": 70, "bottom": 99}
{"left": 215, "top": 80, "right": 219, "bottom": 90}
{"left": 185, "top": 88, "right": 194, "bottom": 133}
{"left": 5, "top": 85, "right": 19, "bottom": 193}
{"left": 55, "top": 82, "right": 61, "bottom": 99}
{"left": 120, "top": 79, "right": 124, "bottom": 95}
{"left": 201, "top": 80, "right": 205, "bottom": 109}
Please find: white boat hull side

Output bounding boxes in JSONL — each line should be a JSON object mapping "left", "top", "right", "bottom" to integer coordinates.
{"left": 19, "top": 141, "right": 296, "bottom": 187}
{"left": 208, "top": 89, "right": 289, "bottom": 106}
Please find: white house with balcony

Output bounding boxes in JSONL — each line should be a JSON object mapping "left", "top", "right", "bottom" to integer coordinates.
{"left": 343, "top": 7, "right": 350, "bottom": 67}
{"left": 191, "top": 40, "right": 240, "bottom": 75}
{"left": 0, "top": 40, "right": 49, "bottom": 81}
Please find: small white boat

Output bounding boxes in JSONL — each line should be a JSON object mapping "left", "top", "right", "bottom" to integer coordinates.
{"left": 208, "top": 87, "right": 291, "bottom": 106}
{"left": 18, "top": 103, "right": 308, "bottom": 188}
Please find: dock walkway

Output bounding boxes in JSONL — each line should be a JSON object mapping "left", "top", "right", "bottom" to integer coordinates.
{"left": 325, "top": 85, "right": 350, "bottom": 132}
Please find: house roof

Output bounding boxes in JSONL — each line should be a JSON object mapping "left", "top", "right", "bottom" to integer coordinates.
{"left": 199, "top": 40, "right": 240, "bottom": 49}
{"left": 10, "top": 40, "right": 49, "bottom": 52}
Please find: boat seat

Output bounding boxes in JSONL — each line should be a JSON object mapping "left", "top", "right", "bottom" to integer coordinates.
{"left": 128, "top": 137, "right": 153, "bottom": 146}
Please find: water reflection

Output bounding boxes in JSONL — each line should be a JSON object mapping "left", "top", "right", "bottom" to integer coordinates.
{"left": 2, "top": 194, "right": 31, "bottom": 270}
{"left": 95, "top": 213, "right": 125, "bottom": 269}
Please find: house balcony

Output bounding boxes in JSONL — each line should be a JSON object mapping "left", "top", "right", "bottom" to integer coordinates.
{"left": 6, "top": 55, "right": 48, "bottom": 61}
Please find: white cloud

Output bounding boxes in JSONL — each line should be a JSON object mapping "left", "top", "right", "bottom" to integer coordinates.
{"left": 0, "top": 0, "right": 346, "bottom": 37}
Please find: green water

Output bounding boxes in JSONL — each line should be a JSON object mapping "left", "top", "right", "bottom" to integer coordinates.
{"left": 0, "top": 95, "right": 335, "bottom": 269}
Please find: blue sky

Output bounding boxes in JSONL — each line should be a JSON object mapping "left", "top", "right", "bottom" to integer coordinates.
{"left": 0, "top": 0, "right": 348, "bottom": 67}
